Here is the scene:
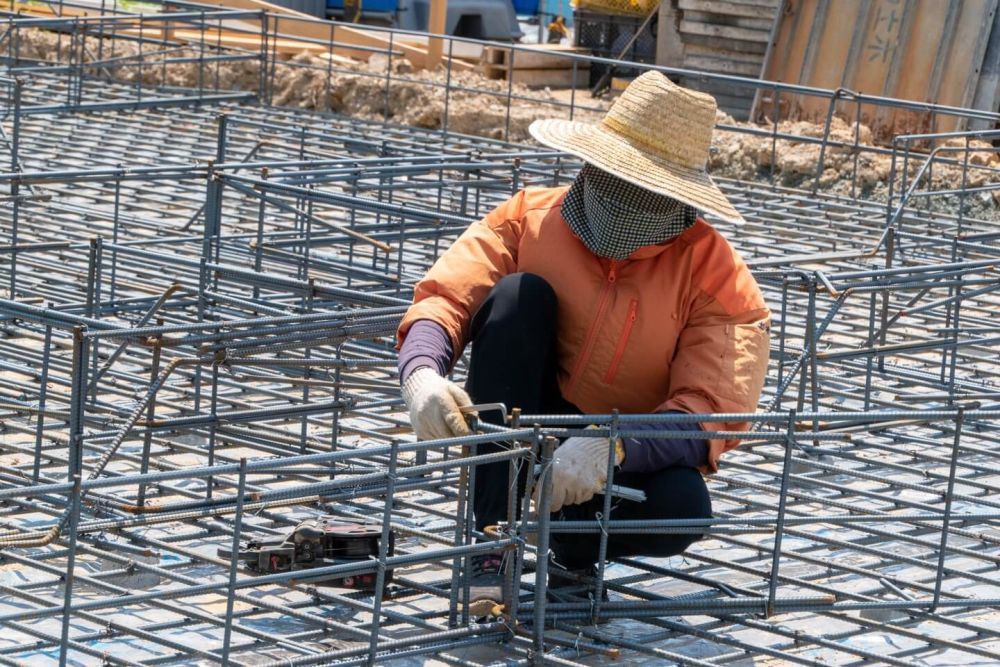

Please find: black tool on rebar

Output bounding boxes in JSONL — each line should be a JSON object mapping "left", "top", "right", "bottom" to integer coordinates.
{"left": 217, "top": 517, "right": 394, "bottom": 591}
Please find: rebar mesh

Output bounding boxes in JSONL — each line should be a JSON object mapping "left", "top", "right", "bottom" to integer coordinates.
{"left": 0, "top": 6, "right": 997, "bottom": 666}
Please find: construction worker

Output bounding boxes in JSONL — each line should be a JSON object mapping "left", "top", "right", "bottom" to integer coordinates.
{"left": 547, "top": 15, "right": 569, "bottom": 44}
{"left": 397, "top": 71, "right": 769, "bottom": 606}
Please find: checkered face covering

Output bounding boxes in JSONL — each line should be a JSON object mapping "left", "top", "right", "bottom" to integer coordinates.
{"left": 561, "top": 164, "right": 697, "bottom": 261}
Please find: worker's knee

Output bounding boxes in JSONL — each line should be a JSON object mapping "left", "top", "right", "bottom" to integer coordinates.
{"left": 666, "top": 467, "right": 712, "bottom": 519}
{"left": 616, "top": 467, "right": 712, "bottom": 557}
{"left": 492, "top": 272, "right": 556, "bottom": 313}
{"left": 644, "top": 467, "right": 712, "bottom": 519}
{"left": 638, "top": 467, "right": 712, "bottom": 556}
{"left": 483, "top": 272, "right": 557, "bottom": 326}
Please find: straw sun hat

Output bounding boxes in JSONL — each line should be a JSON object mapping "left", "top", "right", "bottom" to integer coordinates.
{"left": 529, "top": 71, "right": 742, "bottom": 224}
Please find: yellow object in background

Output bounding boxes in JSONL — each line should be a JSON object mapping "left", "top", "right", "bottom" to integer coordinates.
{"left": 571, "top": 0, "right": 657, "bottom": 17}
{"left": 343, "top": 0, "right": 362, "bottom": 22}
{"left": 547, "top": 15, "right": 569, "bottom": 43}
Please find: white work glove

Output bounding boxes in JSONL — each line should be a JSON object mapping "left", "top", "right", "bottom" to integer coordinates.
{"left": 543, "top": 436, "right": 624, "bottom": 513}
{"left": 401, "top": 367, "right": 473, "bottom": 440}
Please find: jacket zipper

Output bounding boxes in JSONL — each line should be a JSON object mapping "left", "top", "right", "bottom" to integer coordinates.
{"left": 566, "top": 262, "right": 618, "bottom": 399}
{"left": 603, "top": 298, "right": 638, "bottom": 384}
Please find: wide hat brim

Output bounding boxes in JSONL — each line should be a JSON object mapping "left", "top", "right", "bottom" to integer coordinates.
{"left": 529, "top": 118, "right": 744, "bottom": 225}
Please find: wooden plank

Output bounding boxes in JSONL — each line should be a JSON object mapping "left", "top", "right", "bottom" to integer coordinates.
{"left": 678, "top": 0, "right": 777, "bottom": 18}
{"left": 11, "top": 0, "right": 473, "bottom": 71}
{"left": 682, "top": 33, "right": 768, "bottom": 54}
{"left": 483, "top": 46, "right": 505, "bottom": 66}
{"left": 482, "top": 59, "right": 591, "bottom": 73}
{"left": 5, "top": 0, "right": 118, "bottom": 18}
{"left": 202, "top": 0, "right": 474, "bottom": 70}
{"left": 692, "top": 76, "right": 759, "bottom": 97}
{"left": 684, "top": 53, "right": 763, "bottom": 76}
{"left": 483, "top": 45, "right": 591, "bottom": 70}
{"left": 655, "top": 0, "right": 686, "bottom": 68}
{"left": 717, "top": 102, "right": 754, "bottom": 120}
{"left": 0, "top": 3, "right": 338, "bottom": 62}
{"left": 704, "top": 0, "right": 779, "bottom": 6}
{"left": 684, "top": 42, "right": 767, "bottom": 63}
{"left": 113, "top": 26, "right": 352, "bottom": 59}
{"left": 399, "top": 37, "right": 482, "bottom": 62}
{"left": 506, "top": 67, "right": 590, "bottom": 88}
{"left": 315, "top": 51, "right": 361, "bottom": 67}
{"left": 169, "top": 28, "right": 358, "bottom": 57}
{"left": 427, "top": 0, "right": 446, "bottom": 68}
{"left": 683, "top": 9, "right": 774, "bottom": 29}
{"left": 679, "top": 18, "right": 771, "bottom": 41}
{"left": 685, "top": 85, "right": 754, "bottom": 119}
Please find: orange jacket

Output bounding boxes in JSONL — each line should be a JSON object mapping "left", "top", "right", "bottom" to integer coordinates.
{"left": 397, "top": 187, "right": 770, "bottom": 471}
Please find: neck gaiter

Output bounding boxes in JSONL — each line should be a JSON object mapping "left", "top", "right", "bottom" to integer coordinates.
{"left": 561, "top": 164, "right": 697, "bottom": 261}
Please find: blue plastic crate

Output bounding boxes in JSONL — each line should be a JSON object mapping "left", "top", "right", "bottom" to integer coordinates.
{"left": 512, "top": 0, "right": 539, "bottom": 15}
{"left": 327, "top": 0, "right": 397, "bottom": 12}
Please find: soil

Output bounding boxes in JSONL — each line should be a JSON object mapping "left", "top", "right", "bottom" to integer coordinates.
{"left": 709, "top": 111, "right": 1000, "bottom": 220}
{"left": 13, "top": 29, "right": 564, "bottom": 141}
{"left": 11, "top": 28, "right": 1000, "bottom": 217}
{"left": 710, "top": 111, "right": 998, "bottom": 194}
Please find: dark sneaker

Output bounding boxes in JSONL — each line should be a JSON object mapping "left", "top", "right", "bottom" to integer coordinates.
{"left": 466, "top": 552, "right": 505, "bottom": 617}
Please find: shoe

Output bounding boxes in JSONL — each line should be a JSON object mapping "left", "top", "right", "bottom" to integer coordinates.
{"left": 466, "top": 552, "right": 505, "bottom": 617}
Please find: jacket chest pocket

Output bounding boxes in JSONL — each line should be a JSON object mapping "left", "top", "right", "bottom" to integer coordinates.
{"left": 603, "top": 298, "right": 638, "bottom": 385}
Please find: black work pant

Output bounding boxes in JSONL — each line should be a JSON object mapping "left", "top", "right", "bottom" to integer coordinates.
{"left": 466, "top": 273, "right": 712, "bottom": 569}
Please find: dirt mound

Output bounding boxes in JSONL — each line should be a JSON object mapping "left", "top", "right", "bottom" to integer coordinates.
{"left": 271, "top": 52, "right": 555, "bottom": 140}
{"left": 12, "top": 29, "right": 556, "bottom": 141}
{"left": 709, "top": 113, "right": 1000, "bottom": 218}
{"left": 709, "top": 111, "right": 999, "bottom": 199}
{"left": 11, "top": 28, "right": 999, "bottom": 204}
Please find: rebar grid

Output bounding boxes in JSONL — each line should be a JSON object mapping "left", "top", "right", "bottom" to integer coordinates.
{"left": 0, "top": 9, "right": 997, "bottom": 667}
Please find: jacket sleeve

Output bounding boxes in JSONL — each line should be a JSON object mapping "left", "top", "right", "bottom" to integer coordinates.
{"left": 659, "top": 296, "right": 770, "bottom": 472}
{"left": 396, "top": 191, "right": 526, "bottom": 361}
{"left": 619, "top": 416, "right": 708, "bottom": 472}
{"left": 658, "top": 235, "right": 770, "bottom": 472}
{"left": 397, "top": 319, "right": 454, "bottom": 381}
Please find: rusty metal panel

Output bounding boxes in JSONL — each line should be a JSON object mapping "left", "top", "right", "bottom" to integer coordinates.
{"left": 970, "top": 6, "right": 1000, "bottom": 129}
{"left": 756, "top": 0, "right": 999, "bottom": 139}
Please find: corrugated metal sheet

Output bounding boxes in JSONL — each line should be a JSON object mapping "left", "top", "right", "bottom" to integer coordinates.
{"left": 755, "top": 0, "right": 999, "bottom": 138}
{"left": 656, "top": 0, "right": 781, "bottom": 119}
{"left": 970, "top": 6, "right": 1000, "bottom": 129}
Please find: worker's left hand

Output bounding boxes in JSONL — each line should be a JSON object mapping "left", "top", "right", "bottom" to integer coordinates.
{"left": 543, "top": 436, "right": 624, "bottom": 513}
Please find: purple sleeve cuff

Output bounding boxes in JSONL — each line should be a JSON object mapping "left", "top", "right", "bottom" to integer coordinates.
{"left": 398, "top": 319, "right": 454, "bottom": 383}
{"left": 618, "top": 413, "right": 708, "bottom": 472}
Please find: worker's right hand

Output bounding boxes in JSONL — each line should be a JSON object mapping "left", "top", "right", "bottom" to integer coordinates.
{"left": 401, "top": 367, "right": 473, "bottom": 440}
{"left": 542, "top": 436, "right": 622, "bottom": 513}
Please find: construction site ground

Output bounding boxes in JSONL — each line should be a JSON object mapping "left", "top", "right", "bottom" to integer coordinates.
{"left": 0, "top": 12, "right": 999, "bottom": 667}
